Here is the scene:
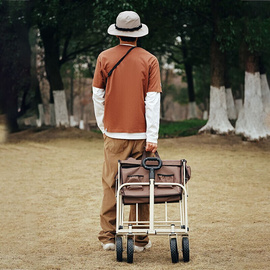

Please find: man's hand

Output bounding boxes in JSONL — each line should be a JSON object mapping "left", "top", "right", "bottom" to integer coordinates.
{"left": 145, "top": 142, "right": 158, "bottom": 153}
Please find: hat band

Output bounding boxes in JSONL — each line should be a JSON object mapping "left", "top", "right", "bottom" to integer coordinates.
{"left": 115, "top": 24, "right": 142, "bottom": 32}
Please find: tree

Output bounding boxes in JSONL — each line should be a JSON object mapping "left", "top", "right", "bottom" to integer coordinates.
{"left": 33, "top": 0, "right": 104, "bottom": 100}
{"left": 29, "top": 0, "right": 109, "bottom": 126}
{"left": 169, "top": 2, "right": 212, "bottom": 120}
{"left": 143, "top": 0, "right": 211, "bottom": 119}
{"left": 235, "top": 2, "right": 270, "bottom": 140}
{"left": 199, "top": 0, "right": 238, "bottom": 134}
{"left": 260, "top": 59, "right": 270, "bottom": 128}
{"left": 2, "top": 0, "right": 270, "bottom": 135}
{"left": 0, "top": 1, "right": 32, "bottom": 132}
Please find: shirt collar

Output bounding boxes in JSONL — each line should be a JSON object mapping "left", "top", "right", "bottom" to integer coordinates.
{"left": 119, "top": 44, "right": 136, "bottom": 47}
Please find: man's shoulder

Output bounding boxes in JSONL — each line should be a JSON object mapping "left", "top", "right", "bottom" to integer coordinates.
{"left": 137, "top": 47, "right": 155, "bottom": 57}
{"left": 135, "top": 47, "right": 158, "bottom": 64}
{"left": 98, "top": 46, "right": 118, "bottom": 58}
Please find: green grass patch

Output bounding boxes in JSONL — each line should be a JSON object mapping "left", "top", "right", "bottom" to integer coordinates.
{"left": 159, "top": 119, "right": 207, "bottom": 138}
{"left": 91, "top": 119, "right": 207, "bottom": 138}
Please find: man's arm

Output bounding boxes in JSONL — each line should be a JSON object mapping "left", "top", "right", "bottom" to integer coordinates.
{"left": 145, "top": 92, "right": 161, "bottom": 153}
{"left": 92, "top": 86, "right": 105, "bottom": 134}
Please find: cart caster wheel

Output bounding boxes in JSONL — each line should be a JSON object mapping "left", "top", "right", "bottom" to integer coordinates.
{"left": 127, "top": 238, "right": 134, "bottom": 264}
{"left": 182, "top": 237, "right": 190, "bottom": 262}
{"left": 116, "top": 236, "right": 123, "bottom": 262}
{"left": 170, "top": 238, "right": 179, "bottom": 263}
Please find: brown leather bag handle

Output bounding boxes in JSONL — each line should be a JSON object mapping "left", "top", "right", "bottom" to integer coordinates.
{"left": 141, "top": 150, "right": 160, "bottom": 161}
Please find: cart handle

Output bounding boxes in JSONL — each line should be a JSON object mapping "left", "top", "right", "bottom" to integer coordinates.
{"left": 142, "top": 157, "right": 162, "bottom": 179}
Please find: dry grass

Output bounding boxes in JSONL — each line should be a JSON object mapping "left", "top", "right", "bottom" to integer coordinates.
{"left": 0, "top": 127, "right": 270, "bottom": 270}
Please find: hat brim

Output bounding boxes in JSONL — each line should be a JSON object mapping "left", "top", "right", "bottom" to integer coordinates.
{"left": 107, "top": 23, "right": 149, "bottom": 37}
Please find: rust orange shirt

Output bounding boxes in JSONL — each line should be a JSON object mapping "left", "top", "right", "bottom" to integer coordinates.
{"left": 93, "top": 45, "right": 162, "bottom": 133}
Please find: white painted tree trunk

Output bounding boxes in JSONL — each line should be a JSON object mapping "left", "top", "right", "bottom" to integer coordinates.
{"left": 235, "top": 99, "right": 243, "bottom": 118}
{"left": 53, "top": 90, "right": 69, "bottom": 127}
{"left": 203, "top": 111, "right": 208, "bottom": 120}
{"left": 260, "top": 74, "right": 270, "bottom": 133}
{"left": 260, "top": 74, "right": 270, "bottom": 110}
{"left": 225, "top": 88, "right": 237, "bottom": 120}
{"left": 199, "top": 86, "right": 234, "bottom": 134}
{"left": 235, "top": 72, "right": 269, "bottom": 140}
{"left": 36, "top": 104, "right": 44, "bottom": 127}
{"left": 49, "top": 104, "right": 56, "bottom": 126}
{"left": 79, "top": 120, "right": 84, "bottom": 130}
{"left": 187, "top": 101, "right": 198, "bottom": 119}
{"left": 69, "top": 115, "right": 78, "bottom": 127}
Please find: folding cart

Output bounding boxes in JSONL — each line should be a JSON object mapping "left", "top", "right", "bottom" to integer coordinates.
{"left": 115, "top": 155, "right": 191, "bottom": 263}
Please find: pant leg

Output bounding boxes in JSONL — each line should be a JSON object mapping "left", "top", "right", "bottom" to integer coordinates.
{"left": 98, "top": 169, "right": 117, "bottom": 244}
{"left": 98, "top": 137, "right": 153, "bottom": 245}
{"left": 98, "top": 136, "right": 134, "bottom": 244}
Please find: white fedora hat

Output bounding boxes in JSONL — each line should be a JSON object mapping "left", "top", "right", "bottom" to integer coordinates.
{"left": 107, "top": 11, "right": 149, "bottom": 38}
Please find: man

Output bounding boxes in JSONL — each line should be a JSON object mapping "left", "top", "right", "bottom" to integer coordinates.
{"left": 92, "top": 11, "right": 162, "bottom": 252}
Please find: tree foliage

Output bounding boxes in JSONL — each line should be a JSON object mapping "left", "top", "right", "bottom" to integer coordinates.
{"left": 1, "top": 0, "right": 270, "bottom": 132}
{"left": 0, "top": 0, "right": 33, "bottom": 131}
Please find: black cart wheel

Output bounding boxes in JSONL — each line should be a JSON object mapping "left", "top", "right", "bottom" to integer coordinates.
{"left": 127, "top": 238, "right": 134, "bottom": 264}
{"left": 116, "top": 236, "right": 123, "bottom": 262}
{"left": 182, "top": 237, "right": 190, "bottom": 262}
{"left": 170, "top": 237, "right": 179, "bottom": 263}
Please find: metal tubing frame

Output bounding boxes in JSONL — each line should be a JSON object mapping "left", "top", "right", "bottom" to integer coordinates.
{"left": 116, "top": 160, "right": 189, "bottom": 236}
{"left": 116, "top": 181, "right": 188, "bottom": 235}
{"left": 149, "top": 178, "right": 155, "bottom": 233}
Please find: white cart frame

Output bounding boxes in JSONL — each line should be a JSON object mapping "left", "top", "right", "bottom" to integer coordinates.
{"left": 115, "top": 158, "right": 190, "bottom": 264}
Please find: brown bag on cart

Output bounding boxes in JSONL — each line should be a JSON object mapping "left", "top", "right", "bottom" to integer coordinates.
{"left": 118, "top": 152, "right": 191, "bottom": 204}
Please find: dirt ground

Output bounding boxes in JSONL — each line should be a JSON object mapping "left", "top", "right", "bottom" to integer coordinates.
{"left": 0, "top": 125, "right": 270, "bottom": 270}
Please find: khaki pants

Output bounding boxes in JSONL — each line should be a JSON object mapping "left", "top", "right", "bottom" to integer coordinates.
{"left": 98, "top": 136, "right": 151, "bottom": 246}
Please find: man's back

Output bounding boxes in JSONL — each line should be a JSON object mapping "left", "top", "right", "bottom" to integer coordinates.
{"left": 93, "top": 45, "right": 161, "bottom": 133}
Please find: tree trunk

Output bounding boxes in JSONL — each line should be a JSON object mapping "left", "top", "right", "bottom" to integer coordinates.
{"left": 69, "top": 68, "right": 77, "bottom": 127}
{"left": 39, "top": 26, "right": 64, "bottom": 102}
{"left": 70, "top": 71, "right": 74, "bottom": 116}
{"left": 260, "top": 73, "right": 270, "bottom": 134}
{"left": 259, "top": 59, "right": 270, "bottom": 116}
{"left": 5, "top": 86, "right": 19, "bottom": 132}
{"left": 181, "top": 36, "right": 197, "bottom": 119}
{"left": 224, "top": 59, "right": 237, "bottom": 120}
{"left": 17, "top": 24, "right": 32, "bottom": 118}
{"left": 0, "top": 3, "right": 32, "bottom": 132}
{"left": 211, "top": 40, "right": 225, "bottom": 88}
{"left": 199, "top": 0, "right": 234, "bottom": 134}
{"left": 39, "top": 26, "right": 67, "bottom": 127}
{"left": 160, "top": 68, "right": 169, "bottom": 119}
{"left": 185, "top": 63, "right": 197, "bottom": 119}
{"left": 29, "top": 28, "right": 44, "bottom": 126}
{"left": 235, "top": 51, "right": 269, "bottom": 140}
{"left": 225, "top": 88, "right": 237, "bottom": 120}
{"left": 0, "top": 67, "right": 19, "bottom": 132}
{"left": 199, "top": 39, "right": 234, "bottom": 134}
{"left": 29, "top": 28, "right": 43, "bottom": 106}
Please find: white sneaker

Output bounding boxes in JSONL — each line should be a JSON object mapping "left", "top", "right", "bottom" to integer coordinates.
{"left": 134, "top": 240, "right": 152, "bottom": 253}
{"left": 101, "top": 242, "right": 115, "bottom": 251}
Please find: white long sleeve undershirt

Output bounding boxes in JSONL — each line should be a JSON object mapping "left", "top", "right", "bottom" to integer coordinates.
{"left": 92, "top": 87, "right": 160, "bottom": 143}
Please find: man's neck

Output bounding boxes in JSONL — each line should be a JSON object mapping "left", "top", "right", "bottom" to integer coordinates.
{"left": 119, "top": 39, "right": 137, "bottom": 46}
